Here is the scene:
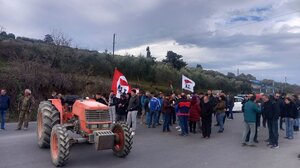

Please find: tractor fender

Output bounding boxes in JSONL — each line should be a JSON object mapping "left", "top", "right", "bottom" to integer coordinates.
{"left": 49, "top": 99, "right": 63, "bottom": 123}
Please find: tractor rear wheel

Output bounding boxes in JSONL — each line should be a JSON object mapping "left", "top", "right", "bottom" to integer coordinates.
{"left": 50, "top": 124, "right": 70, "bottom": 167}
{"left": 112, "top": 123, "right": 133, "bottom": 157}
{"left": 37, "top": 101, "right": 60, "bottom": 148}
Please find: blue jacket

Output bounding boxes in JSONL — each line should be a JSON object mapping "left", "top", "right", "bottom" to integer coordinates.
{"left": 243, "top": 100, "right": 261, "bottom": 123}
{"left": 158, "top": 97, "right": 164, "bottom": 110}
{"left": 149, "top": 97, "right": 161, "bottom": 112}
{"left": 0, "top": 95, "right": 10, "bottom": 110}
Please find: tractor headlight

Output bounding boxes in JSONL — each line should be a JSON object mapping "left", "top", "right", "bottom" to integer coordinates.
{"left": 90, "top": 124, "right": 98, "bottom": 129}
{"left": 102, "top": 124, "right": 109, "bottom": 128}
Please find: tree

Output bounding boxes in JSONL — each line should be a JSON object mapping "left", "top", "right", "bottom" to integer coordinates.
{"left": 146, "top": 46, "right": 156, "bottom": 61}
{"left": 146, "top": 46, "right": 151, "bottom": 58}
{"left": 227, "top": 72, "right": 235, "bottom": 78}
{"left": 0, "top": 31, "right": 7, "bottom": 40}
{"left": 7, "top": 33, "right": 15, "bottom": 39}
{"left": 51, "top": 29, "right": 72, "bottom": 47}
{"left": 0, "top": 26, "right": 5, "bottom": 33}
{"left": 246, "top": 74, "right": 256, "bottom": 80}
{"left": 44, "top": 34, "right": 54, "bottom": 43}
{"left": 196, "top": 64, "right": 203, "bottom": 70}
{"left": 162, "top": 51, "right": 187, "bottom": 70}
{"left": 49, "top": 30, "right": 72, "bottom": 68}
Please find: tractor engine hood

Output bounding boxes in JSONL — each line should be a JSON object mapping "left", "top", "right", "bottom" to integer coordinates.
{"left": 74, "top": 100, "right": 109, "bottom": 111}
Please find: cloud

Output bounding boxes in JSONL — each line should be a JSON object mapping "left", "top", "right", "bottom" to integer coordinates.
{"left": 231, "top": 61, "right": 281, "bottom": 71}
{"left": 0, "top": 0, "right": 300, "bottom": 84}
{"left": 116, "top": 40, "right": 218, "bottom": 63}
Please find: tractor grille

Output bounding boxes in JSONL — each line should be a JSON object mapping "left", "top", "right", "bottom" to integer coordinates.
{"left": 85, "top": 110, "right": 110, "bottom": 122}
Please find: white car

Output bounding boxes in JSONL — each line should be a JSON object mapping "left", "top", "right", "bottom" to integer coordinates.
{"left": 232, "top": 96, "right": 244, "bottom": 112}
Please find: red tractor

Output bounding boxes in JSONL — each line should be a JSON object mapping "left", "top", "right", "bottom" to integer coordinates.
{"left": 36, "top": 95, "right": 133, "bottom": 167}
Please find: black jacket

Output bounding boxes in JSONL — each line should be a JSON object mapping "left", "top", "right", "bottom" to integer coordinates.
{"left": 116, "top": 98, "right": 128, "bottom": 115}
{"left": 242, "top": 99, "right": 249, "bottom": 113}
{"left": 201, "top": 102, "right": 213, "bottom": 118}
{"left": 96, "top": 98, "right": 108, "bottom": 106}
{"left": 282, "top": 103, "right": 298, "bottom": 119}
{"left": 127, "top": 95, "right": 140, "bottom": 111}
{"left": 208, "top": 95, "right": 217, "bottom": 108}
{"left": 262, "top": 100, "right": 280, "bottom": 120}
{"left": 295, "top": 100, "right": 300, "bottom": 118}
{"left": 275, "top": 98, "right": 284, "bottom": 117}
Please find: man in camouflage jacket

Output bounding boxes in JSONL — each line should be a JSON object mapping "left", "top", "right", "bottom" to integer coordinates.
{"left": 16, "top": 89, "right": 35, "bottom": 130}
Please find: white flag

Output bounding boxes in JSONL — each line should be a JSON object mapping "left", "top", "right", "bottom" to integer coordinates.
{"left": 182, "top": 75, "right": 195, "bottom": 92}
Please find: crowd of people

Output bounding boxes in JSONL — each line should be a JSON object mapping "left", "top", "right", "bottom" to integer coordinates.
{"left": 94, "top": 89, "right": 300, "bottom": 154}
{"left": 241, "top": 93, "right": 300, "bottom": 150}
{"left": 1, "top": 88, "right": 300, "bottom": 157}
{"left": 93, "top": 89, "right": 236, "bottom": 138}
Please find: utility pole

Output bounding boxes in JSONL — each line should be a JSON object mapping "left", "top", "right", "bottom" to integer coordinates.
{"left": 112, "top": 33, "right": 116, "bottom": 56}
{"left": 284, "top": 76, "right": 287, "bottom": 93}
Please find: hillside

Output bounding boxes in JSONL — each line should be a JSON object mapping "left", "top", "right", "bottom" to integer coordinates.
{"left": 0, "top": 31, "right": 300, "bottom": 120}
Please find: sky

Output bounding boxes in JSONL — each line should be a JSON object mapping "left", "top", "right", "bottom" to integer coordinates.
{"left": 0, "top": 0, "right": 299, "bottom": 84}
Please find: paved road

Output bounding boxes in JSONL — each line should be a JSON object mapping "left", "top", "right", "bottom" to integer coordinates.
{"left": 1, "top": 113, "right": 300, "bottom": 168}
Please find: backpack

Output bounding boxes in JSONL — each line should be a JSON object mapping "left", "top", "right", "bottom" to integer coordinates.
{"left": 149, "top": 97, "right": 161, "bottom": 112}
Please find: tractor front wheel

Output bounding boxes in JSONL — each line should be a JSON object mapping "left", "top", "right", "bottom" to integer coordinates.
{"left": 37, "top": 101, "right": 60, "bottom": 148}
{"left": 112, "top": 123, "right": 133, "bottom": 157}
{"left": 50, "top": 125, "right": 70, "bottom": 167}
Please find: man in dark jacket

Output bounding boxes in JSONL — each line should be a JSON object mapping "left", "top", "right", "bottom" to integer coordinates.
{"left": 227, "top": 94, "right": 234, "bottom": 119}
{"left": 95, "top": 93, "right": 108, "bottom": 105}
{"left": 162, "top": 96, "right": 172, "bottom": 132}
{"left": 0, "top": 89, "right": 10, "bottom": 130}
{"left": 116, "top": 94, "right": 128, "bottom": 122}
{"left": 274, "top": 93, "right": 285, "bottom": 130}
{"left": 262, "top": 95, "right": 280, "bottom": 149}
{"left": 127, "top": 89, "right": 140, "bottom": 136}
{"left": 201, "top": 95, "right": 214, "bottom": 138}
{"left": 293, "top": 95, "right": 300, "bottom": 131}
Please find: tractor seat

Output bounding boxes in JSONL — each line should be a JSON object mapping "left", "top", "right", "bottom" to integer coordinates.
{"left": 64, "top": 95, "right": 81, "bottom": 106}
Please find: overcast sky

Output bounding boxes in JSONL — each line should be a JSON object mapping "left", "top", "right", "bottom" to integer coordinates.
{"left": 0, "top": 0, "right": 299, "bottom": 84}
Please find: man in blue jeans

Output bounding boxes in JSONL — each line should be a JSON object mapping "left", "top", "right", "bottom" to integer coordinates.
{"left": 0, "top": 89, "right": 10, "bottom": 130}
{"left": 147, "top": 93, "right": 161, "bottom": 128}
{"left": 176, "top": 94, "right": 191, "bottom": 136}
{"left": 282, "top": 97, "right": 298, "bottom": 139}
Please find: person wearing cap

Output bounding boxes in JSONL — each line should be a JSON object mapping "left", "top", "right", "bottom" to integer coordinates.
{"left": 127, "top": 89, "right": 140, "bottom": 136}
{"left": 16, "top": 89, "right": 35, "bottom": 130}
